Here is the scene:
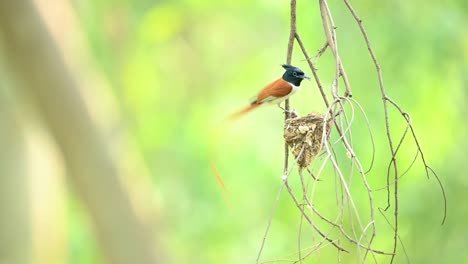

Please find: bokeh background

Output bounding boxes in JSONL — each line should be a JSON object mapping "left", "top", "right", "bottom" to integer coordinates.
{"left": 0, "top": 0, "right": 466, "bottom": 263}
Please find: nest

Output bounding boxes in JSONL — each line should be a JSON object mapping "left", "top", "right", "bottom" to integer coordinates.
{"left": 284, "top": 113, "right": 332, "bottom": 168}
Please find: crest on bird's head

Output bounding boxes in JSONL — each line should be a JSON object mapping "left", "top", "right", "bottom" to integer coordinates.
{"left": 281, "top": 64, "right": 298, "bottom": 71}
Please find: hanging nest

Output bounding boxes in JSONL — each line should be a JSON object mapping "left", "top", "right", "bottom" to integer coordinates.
{"left": 284, "top": 112, "right": 333, "bottom": 168}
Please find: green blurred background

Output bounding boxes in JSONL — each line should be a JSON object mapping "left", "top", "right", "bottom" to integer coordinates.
{"left": 0, "top": 0, "right": 467, "bottom": 263}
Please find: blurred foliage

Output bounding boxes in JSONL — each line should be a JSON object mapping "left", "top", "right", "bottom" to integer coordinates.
{"left": 1, "top": 0, "right": 467, "bottom": 263}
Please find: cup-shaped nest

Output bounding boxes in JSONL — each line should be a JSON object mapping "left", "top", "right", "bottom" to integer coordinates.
{"left": 284, "top": 113, "right": 332, "bottom": 168}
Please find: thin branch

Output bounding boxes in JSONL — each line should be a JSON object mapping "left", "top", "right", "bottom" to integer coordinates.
{"left": 322, "top": 100, "right": 378, "bottom": 256}
{"left": 295, "top": 33, "right": 330, "bottom": 107}
{"left": 283, "top": 0, "right": 297, "bottom": 176}
{"left": 306, "top": 180, "right": 393, "bottom": 255}
{"left": 303, "top": 41, "right": 329, "bottom": 65}
{"left": 349, "top": 98, "right": 376, "bottom": 174}
{"left": 284, "top": 177, "right": 349, "bottom": 252}
{"left": 284, "top": 145, "right": 348, "bottom": 253}
{"left": 385, "top": 97, "right": 447, "bottom": 224}
{"left": 271, "top": 0, "right": 443, "bottom": 262}
{"left": 319, "top": 0, "right": 353, "bottom": 97}
{"left": 342, "top": 1, "right": 400, "bottom": 260}
{"left": 343, "top": 3, "right": 446, "bottom": 261}
{"left": 256, "top": 183, "right": 286, "bottom": 263}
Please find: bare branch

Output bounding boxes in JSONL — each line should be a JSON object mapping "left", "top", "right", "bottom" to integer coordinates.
{"left": 268, "top": 1, "right": 443, "bottom": 263}
{"left": 319, "top": 0, "right": 353, "bottom": 97}
{"left": 283, "top": 0, "right": 297, "bottom": 176}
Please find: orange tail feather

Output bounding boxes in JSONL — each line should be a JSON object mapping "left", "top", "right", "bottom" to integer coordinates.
{"left": 209, "top": 104, "right": 260, "bottom": 206}
{"left": 209, "top": 160, "right": 231, "bottom": 205}
{"left": 209, "top": 160, "right": 227, "bottom": 191}
{"left": 225, "top": 104, "right": 260, "bottom": 123}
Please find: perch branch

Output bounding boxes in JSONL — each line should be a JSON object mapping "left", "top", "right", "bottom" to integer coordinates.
{"left": 283, "top": 0, "right": 297, "bottom": 176}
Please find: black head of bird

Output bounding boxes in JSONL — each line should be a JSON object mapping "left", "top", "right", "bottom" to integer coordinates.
{"left": 281, "top": 64, "right": 311, "bottom": 87}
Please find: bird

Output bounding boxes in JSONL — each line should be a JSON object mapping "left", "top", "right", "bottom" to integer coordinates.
{"left": 209, "top": 64, "right": 310, "bottom": 200}
{"left": 227, "top": 64, "right": 311, "bottom": 121}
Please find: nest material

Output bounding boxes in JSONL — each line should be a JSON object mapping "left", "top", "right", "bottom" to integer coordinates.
{"left": 284, "top": 113, "right": 332, "bottom": 168}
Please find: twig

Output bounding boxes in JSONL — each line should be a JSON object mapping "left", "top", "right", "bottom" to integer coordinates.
{"left": 284, "top": 177, "right": 349, "bottom": 252}
{"left": 385, "top": 97, "right": 447, "bottom": 224}
{"left": 256, "top": 183, "right": 286, "bottom": 263}
{"left": 283, "top": 0, "right": 296, "bottom": 175}
{"left": 303, "top": 41, "right": 328, "bottom": 65}
{"left": 341, "top": 1, "right": 400, "bottom": 260}
{"left": 306, "top": 172, "right": 393, "bottom": 255}
{"left": 285, "top": 146, "right": 348, "bottom": 253}
{"left": 295, "top": 33, "right": 330, "bottom": 107}
{"left": 341, "top": 0, "right": 448, "bottom": 260}
{"left": 322, "top": 100, "right": 378, "bottom": 257}
{"left": 271, "top": 0, "right": 443, "bottom": 262}
{"left": 319, "top": 0, "right": 353, "bottom": 97}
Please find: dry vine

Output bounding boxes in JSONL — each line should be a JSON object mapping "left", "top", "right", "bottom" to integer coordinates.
{"left": 256, "top": 0, "right": 446, "bottom": 263}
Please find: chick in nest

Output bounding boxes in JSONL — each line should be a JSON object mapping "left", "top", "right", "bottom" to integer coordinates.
{"left": 284, "top": 113, "right": 333, "bottom": 168}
